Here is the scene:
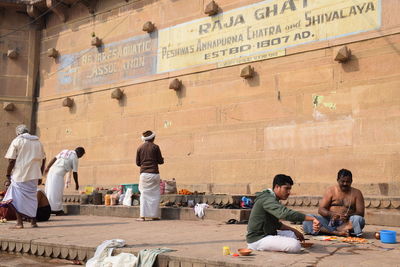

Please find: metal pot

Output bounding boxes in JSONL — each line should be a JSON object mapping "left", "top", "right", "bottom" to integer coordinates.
{"left": 374, "top": 232, "right": 380, "bottom": 240}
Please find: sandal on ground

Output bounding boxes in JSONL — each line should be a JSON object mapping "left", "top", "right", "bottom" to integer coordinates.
{"left": 226, "top": 219, "right": 238, "bottom": 224}
{"left": 136, "top": 217, "right": 145, "bottom": 221}
{"left": 54, "top": 210, "right": 66, "bottom": 216}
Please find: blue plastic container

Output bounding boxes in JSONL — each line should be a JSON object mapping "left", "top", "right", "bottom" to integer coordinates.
{"left": 380, "top": 230, "right": 397, "bottom": 244}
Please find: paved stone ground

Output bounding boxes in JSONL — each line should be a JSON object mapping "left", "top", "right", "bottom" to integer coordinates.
{"left": 0, "top": 215, "right": 399, "bottom": 267}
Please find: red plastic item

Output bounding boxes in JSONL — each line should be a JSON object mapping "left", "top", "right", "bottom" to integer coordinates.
{"left": 232, "top": 253, "right": 240, "bottom": 257}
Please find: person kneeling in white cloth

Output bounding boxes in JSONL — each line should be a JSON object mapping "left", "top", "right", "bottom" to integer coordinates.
{"left": 136, "top": 131, "right": 164, "bottom": 221}
{"left": 246, "top": 174, "right": 320, "bottom": 253}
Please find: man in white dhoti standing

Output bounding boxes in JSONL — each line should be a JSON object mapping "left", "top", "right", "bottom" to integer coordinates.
{"left": 45, "top": 147, "right": 85, "bottom": 215}
{"left": 1, "top": 125, "right": 46, "bottom": 229}
{"left": 136, "top": 130, "right": 164, "bottom": 221}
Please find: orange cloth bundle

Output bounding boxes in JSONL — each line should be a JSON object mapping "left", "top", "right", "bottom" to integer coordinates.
{"left": 178, "top": 189, "right": 193, "bottom": 195}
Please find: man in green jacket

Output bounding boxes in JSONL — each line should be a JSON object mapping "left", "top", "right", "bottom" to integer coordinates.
{"left": 246, "top": 174, "right": 320, "bottom": 252}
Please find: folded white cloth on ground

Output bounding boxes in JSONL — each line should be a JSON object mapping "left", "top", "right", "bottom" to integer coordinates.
{"left": 86, "top": 239, "right": 128, "bottom": 267}
{"left": 194, "top": 203, "right": 209, "bottom": 219}
{"left": 102, "top": 252, "right": 137, "bottom": 267}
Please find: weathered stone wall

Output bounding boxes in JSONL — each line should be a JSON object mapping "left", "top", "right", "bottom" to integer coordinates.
{"left": 0, "top": 9, "right": 40, "bottom": 190}
{"left": 37, "top": 0, "right": 400, "bottom": 196}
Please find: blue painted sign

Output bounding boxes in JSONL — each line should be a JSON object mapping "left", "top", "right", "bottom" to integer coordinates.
{"left": 57, "top": 33, "right": 157, "bottom": 91}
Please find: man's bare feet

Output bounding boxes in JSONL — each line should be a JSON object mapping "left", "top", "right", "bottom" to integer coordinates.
{"left": 333, "top": 230, "right": 349, "bottom": 237}
{"left": 10, "top": 225, "right": 23, "bottom": 229}
{"left": 31, "top": 223, "right": 38, "bottom": 228}
{"left": 337, "top": 221, "right": 352, "bottom": 235}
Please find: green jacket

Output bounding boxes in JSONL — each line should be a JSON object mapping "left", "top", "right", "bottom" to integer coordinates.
{"left": 246, "top": 189, "right": 306, "bottom": 243}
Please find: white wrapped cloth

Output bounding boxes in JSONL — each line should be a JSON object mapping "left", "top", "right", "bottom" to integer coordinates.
{"left": 102, "top": 253, "right": 137, "bottom": 267}
{"left": 45, "top": 149, "right": 78, "bottom": 211}
{"left": 194, "top": 203, "right": 209, "bottom": 219}
{"left": 122, "top": 188, "right": 133, "bottom": 206}
{"left": 45, "top": 165, "right": 67, "bottom": 211}
{"left": 86, "top": 239, "right": 135, "bottom": 267}
{"left": 139, "top": 173, "right": 160, "bottom": 218}
{"left": 247, "top": 230, "right": 301, "bottom": 253}
{"left": 2, "top": 179, "right": 38, "bottom": 218}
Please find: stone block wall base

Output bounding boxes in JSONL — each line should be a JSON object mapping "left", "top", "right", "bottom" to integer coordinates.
{"left": 66, "top": 204, "right": 251, "bottom": 222}
{"left": 0, "top": 239, "right": 95, "bottom": 262}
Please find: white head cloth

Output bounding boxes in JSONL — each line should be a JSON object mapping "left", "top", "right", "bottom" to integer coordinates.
{"left": 16, "top": 124, "right": 29, "bottom": 136}
{"left": 141, "top": 132, "right": 156, "bottom": 142}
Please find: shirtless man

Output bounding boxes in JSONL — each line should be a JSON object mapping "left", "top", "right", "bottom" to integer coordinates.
{"left": 36, "top": 190, "right": 51, "bottom": 222}
{"left": 303, "top": 169, "right": 365, "bottom": 237}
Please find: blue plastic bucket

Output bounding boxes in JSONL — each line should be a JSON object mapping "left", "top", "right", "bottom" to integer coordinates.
{"left": 380, "top": 230, "right": 397, "bottom": 244}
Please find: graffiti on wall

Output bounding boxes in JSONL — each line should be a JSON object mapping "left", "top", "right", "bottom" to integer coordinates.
{"left": 57, "top": 33, "right": 158, "bottom": 91}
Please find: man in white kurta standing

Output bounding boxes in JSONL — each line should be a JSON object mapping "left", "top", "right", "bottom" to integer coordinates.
{"left": 2, "top": 125, "right": 46, "bottom": 229}
{"left": 136, "top": 130, "right": 164, "bottom": 221}
{"left": 45, "top": 147, "right": 85, "bottom": 215}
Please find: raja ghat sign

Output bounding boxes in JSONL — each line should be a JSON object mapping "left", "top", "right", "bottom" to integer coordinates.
{"left": 57, "top": 0, "right": 380, "bottom": 90}
{"left": 157, "top": 0, "right": 380, "bottom": 72}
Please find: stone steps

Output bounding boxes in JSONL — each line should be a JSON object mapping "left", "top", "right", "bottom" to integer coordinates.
{"left": 64, "top": 204, "right": 251, "bottom": 222}
{"left": 63, "top": 203, "right": 400, "bottom": 227}
{"left": 63, "top": 194, "right": 400, "bottom": 210}
{"left": 62, "top": 193, "right": 400, "bottom": 227}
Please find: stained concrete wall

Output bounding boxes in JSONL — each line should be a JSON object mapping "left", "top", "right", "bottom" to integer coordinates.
{"left": 36, "top": 0, "right": 400, "bottom": 196}
{"left": 0, "top": 9, "right": 40, "bottom": 190}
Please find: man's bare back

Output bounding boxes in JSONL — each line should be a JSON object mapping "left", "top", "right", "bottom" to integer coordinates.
{"left": 37, "top": 190, "right": 50, "bottom": 208}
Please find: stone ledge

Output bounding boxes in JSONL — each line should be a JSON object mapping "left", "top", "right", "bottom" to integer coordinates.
{"left": 0, "top": 238, "right": 95, "bottom": 262}
{"left": 283, "top": 196, "right": 400, "bottom": 210}
{"left": 63, "top": 194, "right": 400, "bottom": 210}
{"left": 64, "top": 182, "right": 400, "bottom": 197}
{"left": 63, "top": 203, "right": 400, "bottom": 227}
{"left": 64, "top": 204, "right": 251, "bottom": 222}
